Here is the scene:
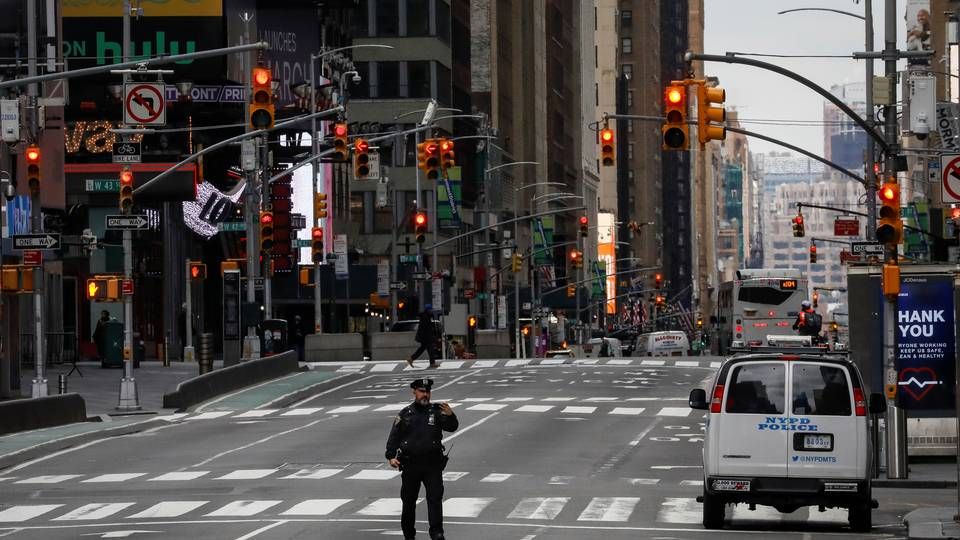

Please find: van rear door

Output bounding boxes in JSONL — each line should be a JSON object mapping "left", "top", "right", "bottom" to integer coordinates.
{"left": 787, "top": 361, "right": 862, "bottom": 479}
{"left": 716, "top": 361, "right": 790, "bottom": 476}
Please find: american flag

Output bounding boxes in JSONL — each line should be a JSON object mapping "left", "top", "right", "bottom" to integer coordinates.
{"left": 638, "top": 300, "right": 647, "bottom": 326}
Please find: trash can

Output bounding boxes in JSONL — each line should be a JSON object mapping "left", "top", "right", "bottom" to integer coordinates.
{"left": 100, "top": 321, "right": 124, "bottom": 368}
{"left": 261, "top": 319, "right": 288, "bottom": 357}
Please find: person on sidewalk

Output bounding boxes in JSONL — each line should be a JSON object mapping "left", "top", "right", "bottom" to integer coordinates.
{"left": 92, "top": 310, "right": 110, "bottom": 362}
{"left": 407, "top": 308, "right": 440, "bottom": 368}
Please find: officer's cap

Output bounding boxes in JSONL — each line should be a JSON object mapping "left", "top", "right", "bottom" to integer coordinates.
{"left": 411, "top": 378, "right": 434, "bottom": 390}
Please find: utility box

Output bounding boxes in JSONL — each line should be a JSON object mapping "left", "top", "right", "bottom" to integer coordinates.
{"left": 261, "top": 319, "right": 288, "bottom": 357}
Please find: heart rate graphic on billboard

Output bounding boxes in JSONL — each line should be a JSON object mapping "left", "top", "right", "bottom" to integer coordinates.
{"left": 896, "top": 275, "right": 955, "bottom": 411}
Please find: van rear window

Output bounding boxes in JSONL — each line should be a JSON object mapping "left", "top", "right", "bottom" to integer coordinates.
{"left": 792, "top": 364, "right": 851, "bottom": 416}
{"left": 725, "top": 363, "right": 785, "bottom": 414}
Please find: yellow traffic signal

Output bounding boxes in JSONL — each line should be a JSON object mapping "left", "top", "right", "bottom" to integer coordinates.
{"left": 600, "top": 127, "right": 615, "bottom": 166}
{"left": 311, "top": 226, "right": 324, "bottom": 263}
{"left": 260, "top": 211, "right": 274, "bottom": 253}
{"left": 249, "top": 65, "right": 275, "bottom": 130}
{"left": 662, "top": 85, "right": 689, "bottom": 151}
{"left": 332, "top": 123, "right": 349, "bottom": 161}
{"left": 696, "top": 84, "right": 726, "bottom": 146}
{"left": 314, "top": 192, "right": 328, "bottom": 220}
{"left": 0, "top": 266, "right": 34, "bottom": 293}
{"left": 511, "top": 253, "right": 523, "bottom": 273}
{"left": 876, "top": 181, "right": 902, "bottom": 249}
{"left": 353, "top": 138, "right": 371, "bottom": 179}
{"left": 567, "top": 284, "right": 576, "bottom": 298}
{"left": 119, "top": 166, "right": 134, "bottom": 214}
{"left": 439, "top": 138, "right": 455, "bottom": 171}
{"left": 25, "top": 145, "right": 40, "bottom": 197}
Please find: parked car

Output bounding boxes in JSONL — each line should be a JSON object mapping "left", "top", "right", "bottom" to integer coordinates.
{"left": 688, "top": 352, "right": 884, "bottom": 531}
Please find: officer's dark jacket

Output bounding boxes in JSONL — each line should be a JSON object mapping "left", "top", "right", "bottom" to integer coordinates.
{"left": 385, "top": 402, "right": 459, "bottom": 460}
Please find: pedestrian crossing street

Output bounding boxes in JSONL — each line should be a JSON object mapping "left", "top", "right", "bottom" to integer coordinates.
{"left": 0, "top": 495, "right": 852, "bottom": 527}
{"left": 318, "top": 357, "right": 722, "bottom": 373}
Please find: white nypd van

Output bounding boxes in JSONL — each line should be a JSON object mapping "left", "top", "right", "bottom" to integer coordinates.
{"left": 688, "top": 352, "right": 884, "bottom": 531}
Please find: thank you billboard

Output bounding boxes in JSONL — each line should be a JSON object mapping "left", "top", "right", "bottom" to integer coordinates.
{"left": 896, "top": 274, "right": 955, "bottom": 411}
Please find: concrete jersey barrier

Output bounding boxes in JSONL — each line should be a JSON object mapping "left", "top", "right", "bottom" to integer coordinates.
{"left": 0, "top": 393, "right": 87, "bottom": 436}
{"left": 162, "top": 350, "right": 299, "bottom": 410}
{"left": 304, "top": 333, "right": 364, "bottom": 362}
{"left": 370, "top": 331, "right": 416, "bottom": 361}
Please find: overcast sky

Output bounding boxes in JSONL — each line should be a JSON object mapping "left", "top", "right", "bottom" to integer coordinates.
{"left": 704, "top": 0, "right": 908, "bottom": 157}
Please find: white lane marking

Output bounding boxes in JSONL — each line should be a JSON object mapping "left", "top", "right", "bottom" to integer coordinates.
{"left": 606, "top": 359, "right": 632, "bottom": 365}
{"left": 356, "top": 498, "right": 417, "bottom": 516}
{"left": 472, "top": 360, "right": 499, "bottom": 368}
{"left": 641, "top": 360, "right": 666, "bottom": 366}
{"left": 710, "top": 361, "right": 722, "bottom": 368}
{"left": 280, "top": 407, "right": 323, "bottom": 416}
{"left": 549, "top": 476, "right": 574, "bottom": 485}
{"left": 189, "top": 411, "right": 233, "bottom": 420}
{"left": 656, "top": 497, "right": 700, "bottom": 524}
{"left": 439, "top": 361, "right": 464, "bottom": 370}
{"left": 0, "top": 505, "right": 63, "bottom": 522}
{"left": 442, "top": 412, "right": 500, "bottom": 444}
{"left": 347, "top": 469, "right": 400, "bottom": 480}
{"left": 460, "top": 397, "right": 493, "bottom": 402}
{"left": 191, "top": 417, "right": 330, "bottom": 468}
{"left": 731, "top": 502, "right": 781, "bottom": 521}
{"left": 442, "top": 472, "right": 469, "bottom": 481}
{"left": 370, "top": 364, "right": 397, "bottom": 372}
{"left": 540, "top": 359, "right": 565, "bottom": 366}
{"left": 676, "top": 361, "right": 700, "bottom": 367}
{"left": 610, "top": 407, "right": 646, "bottom": 416}
{"left": 159, "top": 413, "right": 189, "bottom": 421}
{"left": 508, "top": 497, "right": 569, "bottom": 520}
{"left": 233, "top": 409, "right": 278, "bottom": 418}
{"left": 651, "top": 465, "right": 702, "bottom": 470}
{"left": 195, "top": 372, "right": 301, "bottom": 412}
{"left": 233, "top": 520, "right": 289, "bottom": 540}
{"left": 480, "top": 473, "right": 512, "bottom": 482}
{"left": 280, "top": 499, "right": 351, "bottom": 516}
{"left": 81, "top": 473, "right": 147, "bottom": 483}
{"left": 444, "top": 498, "right": 494, "bottom": 518}
{"left": 516, "top": 405, "right": 553, "bottom": 413}
{"left": 584, "top": 397, "right": 618, "bottom": 402}
{"left": 433, "top": 372, "right": 476, "bottom": 392}
{"left": 257, "top": 373, "right": 358, "bottom": 410}
{"left": 282, "top": 469, "right": 343, "bottom": 480}
{"left": 657, "top": 407, "right": 691, "bottom": 417}
{"left": 149, "top": 471, "right": 209, "bottom": 482}
{"left": 467, "top": 404, "right": 507, "bottom": 411}
{"left": 562, "top": 406, "right": 597, "bottom": 414}
{"left": 127, "top": 501, "right": 208, "bottom": 519}
{"left": 543, "top": 397, "right": 575, "bottom": 402}
{"left": 627, "top": 478, "right": 660, "bottom": 485}
{"left": 505, "top": 360, "right": 530, "bottom": 367}
{"left": 680, "top": 480, "right": 704, "bottom": 487}
{"left": 204, "top": 500, "right": 282, "bottom": 517}
{"left": 574, "top": 359, "right": 599, "bottom": 365}
{"left": 53, "top": 503, "right": 135, "bottom": 521}
{"left": 0, "top": 477, "right": 15, "bottom": 482}
{"left": 15, "top": 475, "right": 81, "bottom": 484}
{"left": 577, "top": 497, "right": 641, "bottom": 522}
{"left": 327, "top": 405, "right": 369, "bottom": 414}
{"left": 289, "top": 375, "right": 376, "bottom": 407}
{"left": 500, "top": 397, "right": 534, "bottom": 402}
{"left": 216, "top": 469, "right": 277, "bottom": 480}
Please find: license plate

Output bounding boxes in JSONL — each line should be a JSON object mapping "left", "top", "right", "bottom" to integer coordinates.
{"left": 803, "top": 434, "right": 832, "bottom": 450}
{"left": 712, "top": 479, "right": 750, "bottom": 492}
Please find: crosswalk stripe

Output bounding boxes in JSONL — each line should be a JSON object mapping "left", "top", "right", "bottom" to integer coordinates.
{"left": 374, "top": 403, "right": 407, "bottom": 412}
{"left": 472, "top": 360, "right": 499, "bottom": 368}
{"left": 370, "top": 363, "right": 397, "bottom": 372}
{"left": 480, "top": 473, "right": 512, "bottom": 482}
{"left": 356, "top": 498, "right": 412, "bottom": 516}
{"left": 190, "top": 411, "right": 233, "bottom": 420}
{"left": 710, "top": 361, "right": 722, "bottom": 368}
{"left": 627, "top": 478, "right": 660, "bottom": 486}
{"left": 281, "top": 407, "right": 323, "bottom": 416}
{"left": 641, "top": 360, "right": 666, "bottom": 366}
{"left": 205, "top": 500, "right": 282, "bottom": 517}
{"left": 442, "top": 472, "right": 469, "bottom": 481}
{"left": 53, "top": 503, "right": 135, "bottom": 521}
{"left": 656, "top": 497, "right": 700, "bottom": 524}
{"left": 508, "top": 497, "right": 569, "bottom": 520}
{"left": 216, "top": 469, "right": 277, "bottom": 480}
{"left": 562, "top": 406, "right": 597, "bottom": 414}
{"left": 439, "top": 361, "right": 464, "bottom": 369}
{"left": 543, "top": 397, "right": 576, "bottom": 402}
{"left": 461, "top": 397, "right": 494, "bottom": 402}
{"left": 15, "top": 474, "right": 81, "bottom": 484}
{"left": 680, "top": 480, "right": 703, "bottom": 487}
{"left": 0, "top": 504, "right": 63, "bottom": 522}
{"left": 515, "top": 405, "right": 553, "bottom": 413}
{"left": 676, "top": 361, "right": 700, "bottom": 367}
{"left": 127, "top": 501, "right": 208, "bottom": 519}
{"left": 806, "top": 507, "right": 848, "bottom": 522}
{"left": 327, "top": 405, "right": 369, "bottom": 414}
{"left": 82, "top": 473, "right": 147, "bottom": 483}
{"left": 500, "top": 397, "right": 534, "bottom": 402}
{"left": 234, "top": 409, "right": 278, "bottom": 418}
{"left": 574, "top": 359, "right": 599, "bottom": 365}
{"left": 505, "top": 359, "right": 530, "bottom": 367}
{"left": 657, "top": 407, "right": 691, "bottom": 417}
{"left": 577, "top": 497, "right": 641, "bottom": 522}
{"left": 540, "top": 359, "right": 565, "bottom": 366}
{"left": 606, "top": 359, "right": 632, "bottom": 365}
{"left": 281, "top": 469, "right": 343, "bottom": 480}
{"left": 281, "top": 499, "right": 351, "bottom": 516}
{"left": 149, "top": 471, "right": 209, "bottom": 482}
{"left": 584, "top": 397, "right": 619, "bottom": 402}
{"left": 466, "top": 403, "right": 507, "bottom": 411}
{"left": 347, "top": 469, "right": 400, "bottom": 480}
{"left": 610, "top": 407, "right": 646, "bottom": 415}
{"left": 444, "top": 497, "right": 494, "bottom": 518}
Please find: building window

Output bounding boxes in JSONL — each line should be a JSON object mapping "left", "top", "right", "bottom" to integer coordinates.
{"left": 436, "top": 62, "right": 451, "bottom": 104}
{"left": 436, "top": 0, "right": 451, "bottom": 43}
{"left": 621, "top": 64, "right": 633, "bottom": 79}
{"left": 407, "top": 0, "right": 430, "bottom": 36}
{"left": 628, "top": 143, "right": 634, "bottom": 160}
{"left": 622, "top": 37, "right": 632, "bottom": 54}
{"left": 351, "top": 62, "right": 371, "bottom": 99}
{"left": 376, "top": 0, "right": 400, "bottom": 37}
{"left": 627, "top": 90, "right": 633, "bottom": 109}
{"left": 408, "top": 61, "right": 431, "bottom": 98}
{"left": 376, "top": 62, "right": 400, "bottom": 98}
{"left": 620, "top": 10, "right": 632, "bottom": 31}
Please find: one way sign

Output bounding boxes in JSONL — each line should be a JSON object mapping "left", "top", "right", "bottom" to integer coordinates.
{"left": 13, "top": 233, "right": 60, "bottom": 250}
{"left": 106, "top": 215, "right": 149, "bottom": 230}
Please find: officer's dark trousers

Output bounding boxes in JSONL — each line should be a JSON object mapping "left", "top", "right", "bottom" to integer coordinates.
{"left": 400, "top": 459, "right": 444, "bottom": 539}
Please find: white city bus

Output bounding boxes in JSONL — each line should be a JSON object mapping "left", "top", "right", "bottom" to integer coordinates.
{"left": 715, "top": 269, "right": 809, "bottom": 354}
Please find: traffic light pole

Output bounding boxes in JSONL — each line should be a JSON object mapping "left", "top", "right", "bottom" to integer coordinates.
{"left": 27, "top": 0, "right": 45, "bottom": 399}
{"left": 310, "top": 54, "right": 323, "bottom": 335}
{"left": 184, "top": 259, "right": 194, "bottom": 362}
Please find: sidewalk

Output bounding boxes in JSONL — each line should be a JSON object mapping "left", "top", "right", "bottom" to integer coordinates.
{"left": 888, "top": 459, "right": 960, "bottom": 539}
{"left": 17, "top": 360, "right": 221, "bottom": 416}
{"left": 875, "top": 458, "right": 959, "bottom": 490}
{"left": 905, "top": 507, "right": 960, "bottom": 539}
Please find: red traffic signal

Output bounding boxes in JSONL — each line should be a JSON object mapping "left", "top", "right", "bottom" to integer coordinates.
{"left": 654, "top": 273, "right": 663, "bottom": 289}
{"left": 25, "top": 144, "right": 40, "bottom": 197}
{"left": 666, "top": 87, "right": 684, "bottom": 105}
{"left": 414, "top": 212, "right": 427, "bottom": 243}
{"left": 253, "top": 66, "right": 271, "bottom": 86}
{"left": 25, "top": 146, "right": 40, "bottom": 162}
{"left": 579, "top": 216, "right": 588, "bottom": 237}
{"left": 355, "top": 139, "right": 369, "bottom": 153}
{"left": 952, "top": 207, "right": 960, "bottom": 220}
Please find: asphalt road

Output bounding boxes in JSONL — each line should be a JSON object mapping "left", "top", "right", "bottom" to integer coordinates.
{"left": 0, "top": 356, "right": 944, "bottom": 539}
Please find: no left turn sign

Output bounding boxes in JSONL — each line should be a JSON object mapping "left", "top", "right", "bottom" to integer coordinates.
{"left": 941, "top": 153, "right": 960, "bottom": 203}
{"left": 124, "top": 83, "right": 166, "bottom": 126}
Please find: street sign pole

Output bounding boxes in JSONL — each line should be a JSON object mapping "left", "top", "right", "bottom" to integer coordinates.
{"left": 183, "top": 258, "right": 194, "bottom": 362}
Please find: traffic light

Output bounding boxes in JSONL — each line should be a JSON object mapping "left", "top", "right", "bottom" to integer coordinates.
{"left": 792, "top": 214, "right": 805, "bottom": 237}
{"left": 654, "top": 273, "right": 663, "bottom": 289}
{"left": 655, "top": 294, "right": 665, "bottom": 306}
{"left": 696, "top": 84, "right": 726, "bottom": 146}
{"left": 0, "top": 266, "right": 34, "bottom": 293}
{"left": 467, "top": 315, "right": 477, "bottom": 350}
{"left": 439, "top": 138, "right": 455, "bottom": 171}
{"left": 662, "top": 84, "right": 689, "bottom": 151}
{"left": 188, "top": 262, "right": 207, "bottom": 281}
{"left": 119, "top": 166, "right": 134, "bottom": 214}
{"left": 876, "top": 181, "right": 902, "bottom": 249}
{"left": 697, "top": 317, "right": 704, "bottom": 329}
{"left": 511, "top": 253, "right": 523, "bottom": 273}
{"left": 600, "top": 127, "right": 615, "bottom": 166}
{"left": 314, "top": 192, "right": 328, "bottom": 220}
{"left": 567, "top": 284, "right": 576, "bottom": 298}
{"left": 569, "top": 249, "right": 582, "bottom": 269}
{"left": 353, "top": 138, "right": 370, "bottom": 179}
{"left": 332, "top": 123, "right": 349, "bottom": 161}
{"left": 579, "top": 216, "right": 588, "bottom": 237}
{"left": 830, "top": 320, "right": 839, "bottom": 332}
{"left": 809, "top": 243, "right": 818, "bottom": 264}
{"left": 25, "top": 145, "right": 40, "bottom": 197}
{"left": 310, "top": 226, "right": 324, "bottom": 263}
{"left": 812, "top": 290, "right": 819, "bottom": 308}
{"left": 249, "top": 64, "right": 274, "bottom": 130}
{"left": 414, "top": 211, "right": 427, "bottom": 243}
{"left": 259, "top": 211, "right": 274, "bottom": 253}
{"left": 418, "top": 139, "right": 440, "bottom": 181}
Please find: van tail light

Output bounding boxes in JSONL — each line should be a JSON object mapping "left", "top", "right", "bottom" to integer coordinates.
{"left": 853, "top": 388, "right": 866, "bottom": 416}
{"left": 710, "top": 384, "right": 725, "bottom": 413}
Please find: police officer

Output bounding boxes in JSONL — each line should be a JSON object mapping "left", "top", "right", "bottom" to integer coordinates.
{"left": 385, "top": 378, "right": 458, "bottom": 540}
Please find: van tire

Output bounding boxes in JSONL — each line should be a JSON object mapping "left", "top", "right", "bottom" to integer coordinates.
{"left": 848, "top": 502, "right": 871, "bottom": 532}
{"left": 702, "top": 490, "right": 725, "bottom": 529}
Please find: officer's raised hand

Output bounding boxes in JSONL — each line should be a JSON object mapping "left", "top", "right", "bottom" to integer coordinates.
{"left": 439, "top": 402, "right": 453, "bottom": 416}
